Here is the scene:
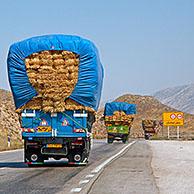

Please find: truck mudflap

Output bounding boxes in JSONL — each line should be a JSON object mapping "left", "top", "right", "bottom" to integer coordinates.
{"left": 26, "top": 162, "right": 44, "bottom": 167}
{"left": 68, "top": 159, "right": 88, "bottom": 166}
{"left": 26, "top": 160, "right": 88, "bottom": 167}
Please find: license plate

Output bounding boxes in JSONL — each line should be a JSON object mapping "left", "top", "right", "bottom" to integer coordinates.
{"left": 47, "top": 144, "right": 62, "bottom": 148}
{"left": 37, "top": 126, "right": 52, "bottom": 132}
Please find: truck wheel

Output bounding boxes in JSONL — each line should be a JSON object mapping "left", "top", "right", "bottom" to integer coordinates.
{"left": 145, "top": 134, "right": 150, "bottom": 140}
{"left": 107, "top": 137, "right": 113, "bottom": 144}
{"left": 68, "top": 151, "right": 88, "bottom": 164}
{"left": 122, "top": 138, "right": 127, "bottom": 144}
{"left": 122, "top": 135, "right": 128, "bottom": 144}
{"left": 25, "top": 148, "right": 44, "bottom": 164}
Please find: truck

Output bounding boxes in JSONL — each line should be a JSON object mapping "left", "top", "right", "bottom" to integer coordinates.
{"left": 142, "top": 119, "right": 159, "bottom": 140}
{"left": 104, "top": 102, "right": 136, "bottom": 143}
{"left": 7, "top": 35, "right": 103, "bottom": 166}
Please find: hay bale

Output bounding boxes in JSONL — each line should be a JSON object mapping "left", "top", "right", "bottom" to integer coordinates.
{"left": 16, "top": 50, "right": 94, "bottom": 113}
{"left": 142, "top": 120, "right": 156, "bottom": 127}
{"left": 105, "top": 111, "right": 134, "bottom": 126}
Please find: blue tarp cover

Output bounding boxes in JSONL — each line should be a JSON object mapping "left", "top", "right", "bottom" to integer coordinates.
{"left": 104, "top": 102, "right": 136, "bottom": 116}
{"left": 7, "top": 34, "right": 104, "bottom": 111}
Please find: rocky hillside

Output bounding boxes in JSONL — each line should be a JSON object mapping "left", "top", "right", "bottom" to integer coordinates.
{"left": 0, "top": 89, "right": 22, "bottom": 151}
{"left": 153, "top": 84, "right": 194, "bottom": 114}
{"left": 93, "top": 94, "right": 194, "bottom": 139}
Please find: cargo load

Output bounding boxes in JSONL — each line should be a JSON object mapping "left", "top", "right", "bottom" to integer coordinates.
{"left": 7, "top": 34, "right": 103, "bottom": 113}
{"left": 104, "top": 102, "right": 136, "bottom": 143}
{"left": 142, "top": 119, "right": 159, "bottom": 139}
{"left": 7, "top": 35, "right": 104, "bottom": 165}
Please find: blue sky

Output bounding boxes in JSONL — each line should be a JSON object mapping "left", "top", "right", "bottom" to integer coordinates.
{"left": 0, "top": 0, "right": 194, "bottom": 101}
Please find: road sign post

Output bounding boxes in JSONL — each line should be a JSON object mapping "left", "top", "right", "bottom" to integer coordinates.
{"left": 167, "top": 126, "right": 170, "bottom": 139}
{"left": 163, "top": 112, "right": 184, "bottom": 139}
{"left": 177, "top": 126, "right": 180, "bottom": 140}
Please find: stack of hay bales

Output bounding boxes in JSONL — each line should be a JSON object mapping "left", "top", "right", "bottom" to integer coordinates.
{"left": 16, "top": 50, "right": 94, "bottom": 113}
{"left": 142, "top": 120, "right": 157, "bottom": 127}
{"left": 105, "top": 111, "right": 134, "bottom": 126}
{"left": 142, "top": 119, "right": 158, "bottom": 132}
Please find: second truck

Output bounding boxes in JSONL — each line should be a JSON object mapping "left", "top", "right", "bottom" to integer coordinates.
{"left": 104, "top": 102, "right": 136, "bottom": 143}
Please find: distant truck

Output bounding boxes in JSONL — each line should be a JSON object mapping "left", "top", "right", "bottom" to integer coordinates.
{"left": 7, "top": 35, "right": 103, "bottom": 166}
{"left": 142, "top": 120, "right": 159, "bottom": 140}
{"left": 104, "top": 102, "right": 136, "bottom": 143}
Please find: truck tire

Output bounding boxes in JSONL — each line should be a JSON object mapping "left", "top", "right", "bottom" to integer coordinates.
{"left": 107, "top": 137, "right": 114, "bottom": 144}
{"left": 122, "top": 135, "right": 128, "bottom": 144}
{"left": 25, "top": 148, "right": 44, "bottom": 165}
{"left": 145, "top": 134, "right": 150, "bottom": 140}
{"left": 68, "top": 150, "right": 89, "bottom": 164}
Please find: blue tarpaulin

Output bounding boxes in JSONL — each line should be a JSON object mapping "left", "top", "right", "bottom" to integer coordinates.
{"left": 104, "top": 102, "right": 136, "bottom": 116}
{"left": 7, "top": 34, "right": 104, "bottom": 111}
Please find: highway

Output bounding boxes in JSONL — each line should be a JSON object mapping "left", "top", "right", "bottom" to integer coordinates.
{"left": 1, "top": 139, "right": 193, "bottom": 194}
{"left": 0, "top": 140, "right": 129, "bottom": 194}
{"left": 3, "top": 139, "right": 194, "bottom": 194}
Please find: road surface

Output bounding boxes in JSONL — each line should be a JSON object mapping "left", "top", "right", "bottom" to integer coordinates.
{"left": 1, "top": 140, "right": 193, "bottom": 194}
{"left": 0, "top": 139, "right": 129, "bottom": 194}
{"left": 88, "top": 140, "right": 158, "bottom": 194}
{"left": 150, "top": 140, "right": 194, "bottom": 194}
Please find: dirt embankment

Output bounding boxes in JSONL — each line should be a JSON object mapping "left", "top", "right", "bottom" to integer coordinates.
{"left": 0, "top": 89, "right": 22, "bottom": 151}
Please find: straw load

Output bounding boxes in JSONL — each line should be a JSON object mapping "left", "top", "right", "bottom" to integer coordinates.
{"left": 16, "top": 50, "right": 94, "bottom": 113}
{"left": 142, "top": 120, "right": 158, "bottom": 128}
{"left": 142, "top": 120, "right": 159, "bottom": 133}
{"left": 105, "top": 111, "right": 134, "bottom": 126}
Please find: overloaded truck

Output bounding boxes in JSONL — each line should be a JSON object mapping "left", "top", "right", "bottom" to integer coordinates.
{"left": 7, "top": 35, "right": 104, "bottom": 166}
{"left": 104, "top": 102, "right": 136, "bottom": 143}
{"left": 142, "top": 120, "right": 159, "bottom": 140}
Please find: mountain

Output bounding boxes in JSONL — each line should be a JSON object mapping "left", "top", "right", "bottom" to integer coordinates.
{"left": 0, "top": 89, "right": 22, "bottom": 150}
{"left": 93, "top": 94, "right": 194, "bottom": 139}
{"left": 153, "top": 84, "right": 194, "bottom": 114}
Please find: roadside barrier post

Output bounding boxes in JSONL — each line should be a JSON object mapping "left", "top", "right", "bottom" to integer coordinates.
{"left": 8, "top": 135, "right": 11, "bottom": 148}
{"left": 177, "top": 126, "right": 180, "bottom": 140}
{"left": 167, "top": 126, "right": 170, "bottom": 139}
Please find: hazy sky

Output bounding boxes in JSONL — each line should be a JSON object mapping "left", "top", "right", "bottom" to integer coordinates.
{"left": 0, "top": 0, "right": 194, "bottom": 102}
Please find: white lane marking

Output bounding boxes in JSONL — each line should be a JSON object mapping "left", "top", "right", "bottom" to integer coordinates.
{"left": 79, "top": 179, "right": 90, "bottom": 184}
{"left": 71, "top": 188, "right": 82, "bottom": 193}
{"left": 70, "top": 141, "right": 136, "bottom": 193}
{"left": 0, "top": 167, "right": 8, "bottom": 170}
{"left": 85, "top": 174, "right": 95, "bottom": 178}
{"left": 0, "top": 149, "right": 23, "bottom": 154}
{"left": 92, "top": 141, "right": 136, "bottom": 174}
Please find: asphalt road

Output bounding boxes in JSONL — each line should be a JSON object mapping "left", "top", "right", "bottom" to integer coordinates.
{"left": 88, "top": 140, "right": 159, "bottom": 194}
{"left": 0, "top": 139, "right": 127, "bottom": 194}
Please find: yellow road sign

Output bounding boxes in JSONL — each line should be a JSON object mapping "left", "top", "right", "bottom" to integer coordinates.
{"left": 163, "top": 112, "right": 184, "bottom": 126}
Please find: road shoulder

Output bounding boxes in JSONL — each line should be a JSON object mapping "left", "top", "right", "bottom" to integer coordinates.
{"left": 88, "top": 140, "right": 159, "bottom": 194}
{"left": 150, "top": 140, "right": 194, "bottom": 194}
